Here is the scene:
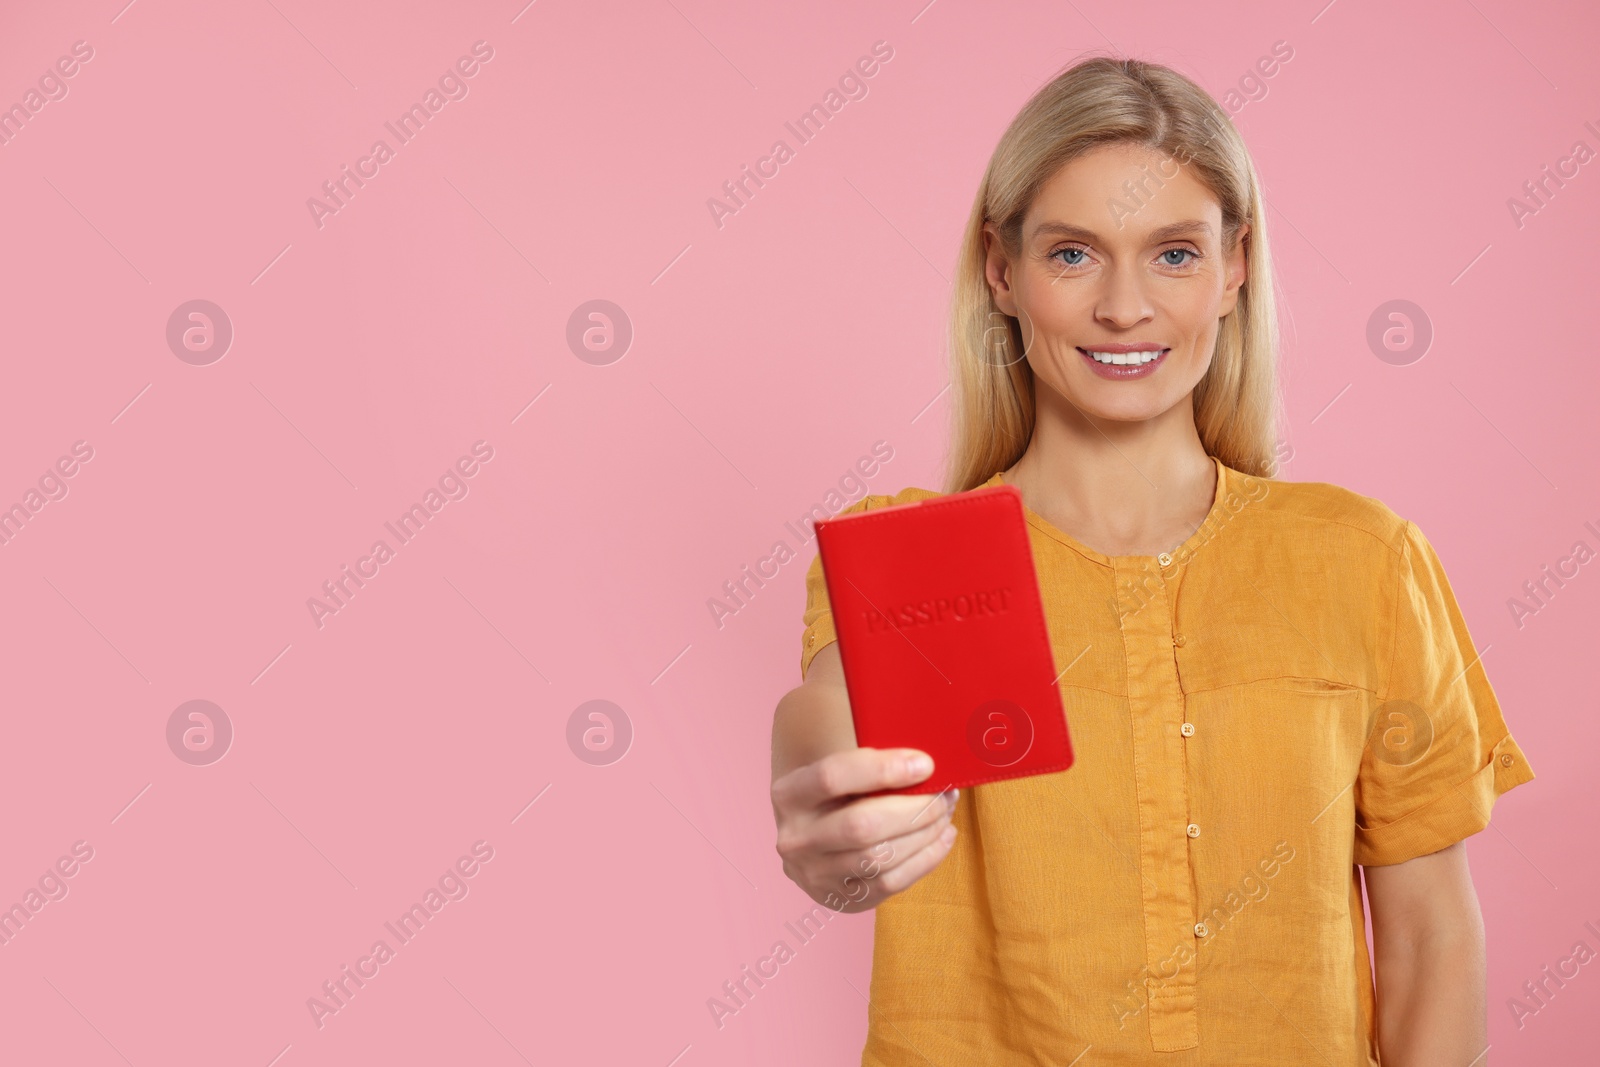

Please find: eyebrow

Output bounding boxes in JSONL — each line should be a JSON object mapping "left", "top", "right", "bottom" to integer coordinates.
{"left": 1031, "top": 219, "right": 1215, "bottom": 243}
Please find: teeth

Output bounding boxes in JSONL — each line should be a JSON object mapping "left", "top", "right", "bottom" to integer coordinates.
{"left": 1085, "top": 349, "right": 1163, "bottom": 365}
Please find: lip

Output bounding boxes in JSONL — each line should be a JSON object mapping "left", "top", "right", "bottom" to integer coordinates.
{"left": 1078, "top": 345, "right": 1169, "bottom": 380}
{"left": 1080, "top": 343, "right": 1166, "bottom": 354}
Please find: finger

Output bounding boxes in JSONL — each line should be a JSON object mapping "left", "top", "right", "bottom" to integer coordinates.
{"left": 808, "top": 816, "right": 950, "bottom": 908}
{"left": 842, "top": 806, "right": 957, "bottom": 876}
{"left": 776, "top": 747, "right": 935, "bottom": 810}
{"left": 808, "top": 787, "right": 959, "bottom": 853}
{"left": 870, "top": 823, "right": 958, "bottom": 899}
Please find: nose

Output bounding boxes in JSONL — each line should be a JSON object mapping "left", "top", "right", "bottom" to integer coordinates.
{"left": 1094, "top": 261, "right": 1154, "bottom": 330}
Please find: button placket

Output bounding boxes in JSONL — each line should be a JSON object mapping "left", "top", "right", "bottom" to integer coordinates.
{"left": 1114, "top": 557, "right": 1199, "bottom": 1052}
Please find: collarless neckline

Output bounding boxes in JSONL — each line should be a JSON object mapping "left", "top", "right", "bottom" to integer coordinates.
{"left": 984, "top": 454, "right": 1229, "bottom": 568}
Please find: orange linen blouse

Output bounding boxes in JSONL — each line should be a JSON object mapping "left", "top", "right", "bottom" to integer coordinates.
{"left": 798, "top": 455, "right": 1535, "bottom": 1066}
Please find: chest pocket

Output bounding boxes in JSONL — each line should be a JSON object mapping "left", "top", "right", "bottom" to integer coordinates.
{"left": 1184, "top": 679, "right": 1372, "bottom": 841}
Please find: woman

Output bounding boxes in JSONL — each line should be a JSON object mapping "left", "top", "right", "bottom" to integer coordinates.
{"left": 770, "top": 57, "right": 1535, "bottom": 1066}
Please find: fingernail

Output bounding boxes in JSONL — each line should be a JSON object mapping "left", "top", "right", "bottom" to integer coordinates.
{"left": 941, "top": 824, "right": 957, "bottom": 844}
{"left": 949, "top": 788, "right": 961, "bottom": 802}
{"left": 907, "top": 755, "right": 933, "bottom": 777}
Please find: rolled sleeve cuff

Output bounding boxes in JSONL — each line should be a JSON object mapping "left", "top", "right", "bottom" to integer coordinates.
{"left": 1355, "top": 733, "right": 1536, "bottom": 867}
{"left": 800, "top": 610, "right": 838, "bottom": 681}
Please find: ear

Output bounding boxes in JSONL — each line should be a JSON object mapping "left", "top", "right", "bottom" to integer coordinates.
{"left": 1218, "top": 221, "right": 1249, "bottom": 319}
{"left": 983, "top": 224, "right": 1019, "bottom": 317}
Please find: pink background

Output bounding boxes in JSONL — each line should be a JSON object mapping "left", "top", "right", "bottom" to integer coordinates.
{"left": 0, "top": 0, "right": 1593, "bottom": 1063}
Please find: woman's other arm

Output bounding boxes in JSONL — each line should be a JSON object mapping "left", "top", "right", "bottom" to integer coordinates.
{"left": 1364, "top": 840, "right": 1489, "bottom": 1066}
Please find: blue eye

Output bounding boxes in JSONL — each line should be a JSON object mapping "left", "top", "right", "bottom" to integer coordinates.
{"left": 1052, "top": 246, "right": 1199, "bottom": 269}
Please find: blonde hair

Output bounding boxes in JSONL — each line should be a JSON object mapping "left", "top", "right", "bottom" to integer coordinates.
{"left": 942, "top": 55, "right": 1282, "bottom": 494}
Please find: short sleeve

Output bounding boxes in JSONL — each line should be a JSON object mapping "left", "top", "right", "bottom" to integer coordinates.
{"left": 1353, "top": 520, "right": 1536, "bottom": 867}
{"left": 799, "top": 495, "right": 882, "bottom": 681}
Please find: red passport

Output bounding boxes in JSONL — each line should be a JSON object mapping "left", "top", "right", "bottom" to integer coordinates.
{"left": 814, "top": 484, "right": 1074, "bottom": 795}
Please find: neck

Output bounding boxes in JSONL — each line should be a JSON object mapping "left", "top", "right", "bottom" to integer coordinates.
{"left": 1002, "top": 387, "right": 1215, "bottom": 557}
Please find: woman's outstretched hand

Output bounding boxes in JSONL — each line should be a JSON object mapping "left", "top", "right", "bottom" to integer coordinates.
{"left": 772, "top": 748, "right": 959, "bottom": 913}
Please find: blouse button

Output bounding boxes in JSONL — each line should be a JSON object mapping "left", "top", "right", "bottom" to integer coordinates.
{"left": 1194, "top": 922, "right": 1209, "bottom": 938}
{"left": 1186, "top": 823, "right": 1201, "bottom": 838}
{"left": 1500, "top": 753, "right": 1515, "bottom": 767}
{"left": 807, "top": 633, "right": 816, "bottom": 646}
{"left": 1173, "top": 633, "right": 1187, "bottom": 647}
{"left": 1158, "top": 552, "right": 1174, "bottom": 567}
{"left": 1180, "top": 722, "right": 1195, "bottom": 737}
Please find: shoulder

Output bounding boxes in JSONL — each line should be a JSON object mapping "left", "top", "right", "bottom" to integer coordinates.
{"left": 829, "top": 484, "right": 946, "bottom": 517}
{"left": 1231, "top": 466, "right": 1413, "bottom": 557}
{"left": 802, "top": 485, "right": 943, "bottom": 582}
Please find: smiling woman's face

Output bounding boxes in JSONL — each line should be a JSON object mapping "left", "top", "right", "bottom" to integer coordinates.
{"left": 984, "top": 142, "right": 1248, "bottom": 425}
